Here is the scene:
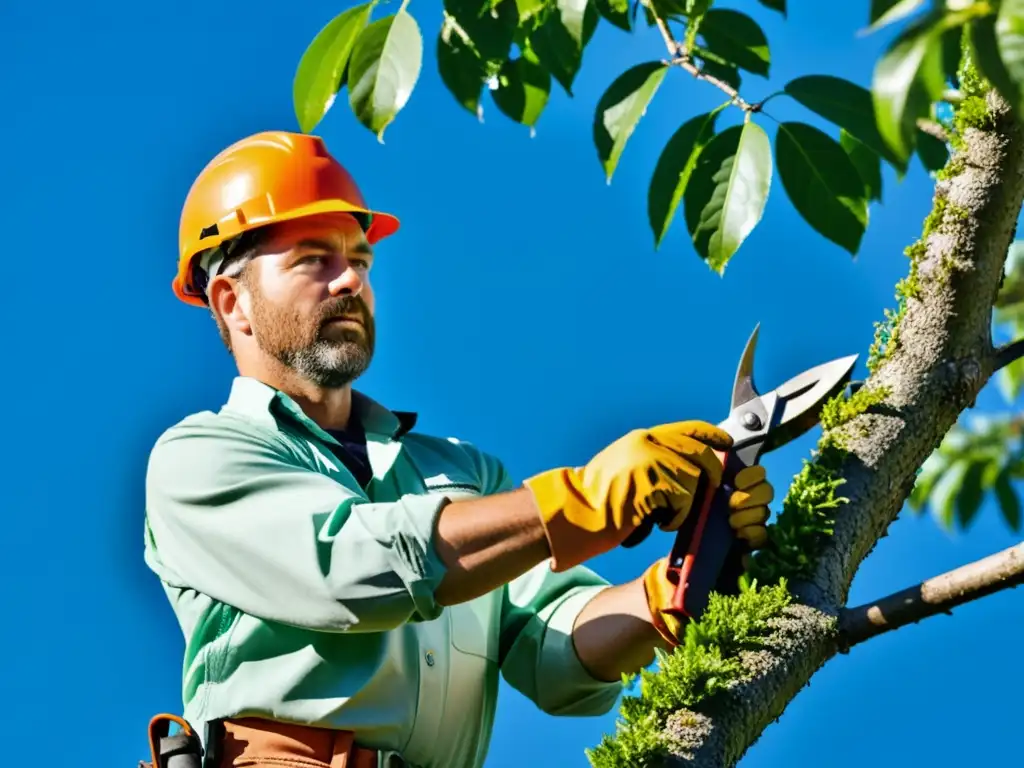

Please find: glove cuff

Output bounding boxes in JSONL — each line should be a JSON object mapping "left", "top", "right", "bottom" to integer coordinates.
{"left": 642, "top": 559, "right": 683, "bottom": 648}
{"left": 522, "top": 467, "right": 616, "bottom": 572}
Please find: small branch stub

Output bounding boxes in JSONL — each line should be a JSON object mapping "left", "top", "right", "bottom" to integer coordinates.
{"left": 994, "top": 336, "right": 1024, "bottom": 371}
{"left": 839, "top": 542, "right": 1024, "bottom": 649}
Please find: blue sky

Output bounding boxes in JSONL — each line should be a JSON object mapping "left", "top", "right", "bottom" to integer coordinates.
{"left": 1, "top": 1, "right": 1020, "bottom": 766}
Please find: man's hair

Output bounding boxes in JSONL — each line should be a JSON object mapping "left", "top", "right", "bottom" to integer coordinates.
{"left": 200, "top": 227, "right": 270, "bottom": 351}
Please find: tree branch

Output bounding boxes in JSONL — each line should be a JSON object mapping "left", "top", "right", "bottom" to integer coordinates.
{"left": 917, "top": 117, "right": 950, "bottom": 144}
{"left": 648, "top": 4, "right": 751, "bottom": 110}
{"left": 653, "top": 83, "right": 1024, "bottom": 768}
{"left": 994, "top": 336, "right": 1024, "bottom": 371}
{"left": 838, "top": 542, "right": 1024, "bottom": 649}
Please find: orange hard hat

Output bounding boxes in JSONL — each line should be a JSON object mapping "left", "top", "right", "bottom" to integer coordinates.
{"left": 173, "top": 130, "right": 400, "bottom": 306}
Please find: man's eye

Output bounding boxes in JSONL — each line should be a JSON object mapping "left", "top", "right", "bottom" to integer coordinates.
{"left": 299, "top": 254, "right": 327, "bottom": 266}
{"left": 350, "top": 258, "right": 370, "bottom": 269}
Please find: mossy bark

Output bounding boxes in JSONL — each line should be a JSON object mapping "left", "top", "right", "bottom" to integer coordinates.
{"left": 648, "top": 88, "right": 1024, "bottom": 768}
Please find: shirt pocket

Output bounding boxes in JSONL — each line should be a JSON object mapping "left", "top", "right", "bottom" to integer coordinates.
{"left": 449, "top": 592, "right": 499, "bottom": 662}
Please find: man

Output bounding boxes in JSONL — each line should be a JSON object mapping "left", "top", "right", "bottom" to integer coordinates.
{"left": 144, "top": 130, "right": 774, "bottom": 768}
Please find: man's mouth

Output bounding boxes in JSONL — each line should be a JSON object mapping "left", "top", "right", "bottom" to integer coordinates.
{"left": 324, "top": 315, "right": 363, "bottom": 327}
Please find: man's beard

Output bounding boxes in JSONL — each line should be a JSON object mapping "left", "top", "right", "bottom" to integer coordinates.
{"left": 249, "top": 290, "right": 375, "bottom": 389}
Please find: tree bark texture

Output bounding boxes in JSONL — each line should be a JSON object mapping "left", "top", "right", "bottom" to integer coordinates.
{"left": 658, "top": 89, "right": 1024, "bottom": 768}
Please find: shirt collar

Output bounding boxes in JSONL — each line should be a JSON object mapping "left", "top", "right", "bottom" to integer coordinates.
{"left": 223, "top": 376, "right": 418, "bottom": 443}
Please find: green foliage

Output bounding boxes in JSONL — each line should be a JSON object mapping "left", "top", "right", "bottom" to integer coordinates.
{"left": 290, "top": 0, "right": 1024, "bottom": 274}
{"left": 293, "top": 2, "right": 374, "bottom": 133}
{"left": 909, "top": 415, "right": 1024, "bottom": 532}
{"left": 585, "top": 579, "right": 793, "bottom": 768}
{"left": 783, "top": 74, "right": 907, "bottom": 172}
{"left": 491, "top": 50, "right": 551, "bottom": 130}
{"left": 684, "top": 119, "right": 772, "bottom": 274}
{"left": 774, "top": 121, "right": 869, "bottom": 254}
{"left": 995, "top": 242, "right": 1024, "bottom": 401}
{"left": 698, "top": 9, "right": 771, "bottom": 77}
{"left": 648, "top": 107, "right": 725, "bottom": 248}
{"left": 869, "top": 0, "right": 927, "bottom": 32}
{"left": 347, "top": 7, "right": 423, "bottom": 140}
{"left": 594, "top": 61, "right": 670, "bottom": 182}
{"left": 841, "top": 129, "right": 884, "bottom": 202}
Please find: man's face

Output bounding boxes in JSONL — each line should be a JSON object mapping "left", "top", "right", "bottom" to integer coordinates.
{"left": 242, "top": 213, "right": 377, "bottom": 389}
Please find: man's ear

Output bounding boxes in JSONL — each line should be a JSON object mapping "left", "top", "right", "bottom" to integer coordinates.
{"left": 209, "top": 275, "right": 252, "bottom": 337}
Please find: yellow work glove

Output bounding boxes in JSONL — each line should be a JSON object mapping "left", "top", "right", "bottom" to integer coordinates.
{"left": 641, "top": 464, "right": 774, "bottom": 645}
{"left": 523, "top": 420, "right": 732, "bottom": 572}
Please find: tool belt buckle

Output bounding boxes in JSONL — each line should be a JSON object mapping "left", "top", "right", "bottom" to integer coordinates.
{"left": 141, "top": 714, "right": 205, "bottom": 768}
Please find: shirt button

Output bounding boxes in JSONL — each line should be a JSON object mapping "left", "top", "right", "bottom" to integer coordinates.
{"left": 425, "top": 650, "right": 435, "bottom": 667}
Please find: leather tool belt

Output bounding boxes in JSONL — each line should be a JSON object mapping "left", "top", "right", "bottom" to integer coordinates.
{"left": 140, "top": 713, "right": 408, "bottom": 768}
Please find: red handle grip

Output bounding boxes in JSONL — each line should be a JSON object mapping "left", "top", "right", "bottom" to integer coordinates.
{"left": 665, "top": 449, "right": 749, "bottom": 620}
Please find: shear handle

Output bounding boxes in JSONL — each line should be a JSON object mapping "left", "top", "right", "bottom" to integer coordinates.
{"left": 665, "top": 449, "right": 750, "bottom": 619}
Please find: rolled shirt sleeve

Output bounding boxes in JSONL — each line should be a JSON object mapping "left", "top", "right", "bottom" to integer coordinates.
{"left": 144, "top": 415, "right": 450, "bottom": 632}
{"left": 455, "top": 441, "right": 624, "bottom": 716}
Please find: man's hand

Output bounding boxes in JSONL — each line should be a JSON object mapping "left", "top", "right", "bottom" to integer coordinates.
{"left": 642, "top": 466, "right": 774, "bottom": 645}
{"left": 523, "top": 420, "right": 732, "bottom": 572}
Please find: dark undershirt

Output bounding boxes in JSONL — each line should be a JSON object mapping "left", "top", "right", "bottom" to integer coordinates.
{"left": 324, "top": 417, "right": 373, "bottom": 489}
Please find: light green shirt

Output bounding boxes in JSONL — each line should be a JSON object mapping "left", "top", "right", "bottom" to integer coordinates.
{"left": 144, "top": 377, "right": 622, "bottom": 768}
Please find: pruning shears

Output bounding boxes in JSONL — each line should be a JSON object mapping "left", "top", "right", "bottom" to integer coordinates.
{"left": 623, "top": 324, "right": 859, "bottom": 620}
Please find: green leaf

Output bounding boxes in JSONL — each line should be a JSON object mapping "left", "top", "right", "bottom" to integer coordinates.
{"left": 593, "top": 61, "right": 669, "bottom": 182}
{"left": 699, "top": 9, "right": 771, "bottom": 77}
{"left": 970, "top": 5, "right": 1024, "bottom": 119}
{"left": 940, "top": 24, "right": 963, "bottom": 86}
{"left": 514, "top": 0, "right": 546, "bottom": 24}
{"left": 868, "top": 0, "right": 926, "bottom": 31}
{"left": 648, "top": 0, "right": 690, "bottom": 21}
{"left": 871, "top": 15, "right": 948, "bottom": 164}
{"left": 648, "top": 107, "right": 724, "bottom": 248}
{"left": 996, "top": 0, "right": 1024, "bottom": 111}
{"left": 994, "top": 470, "right": 1022, "bottom": 531}
{"left": 916, "top": 127, "right": 949, "bottom": 173}
{"left": 784, "top": 75, "right": 906, "bottom": 172}
{"left": 348, "top": 10, "right": 424, "bottom": 141}
{"left": 492, "top": 52, "right": 551, "bottom": 129}
{"left": 909, "top": 453, "right": 946, "bottom": 511}
{"left": 776, "top": 122, "right": 869, "bottom": 254}
{"left": 444, "top": 0, "right": 518, "bottom": 62}
{"left": 997, "top": 356, "right": 1024, "bottom": 403}
{"left": 756, "top": 0, "right": 786, "bottom": 17}
{"left": 293, "top": 3, "right": 374, "bottom": 133}
{"left": 684, "top": 120, "right": 773, "bottom": 274}
{"left": 529, "top": 0, "right": 597, "bottom": 94}
{"left": 955, "top": 458, "right": 988, "bottom": 529}
{"left": 840, "top": 129, "right": 883, "bottom": 202}
{"left": 595, "top": 0, "right": 631, "bottom": 31}
{"left": 437, "top": 18, "right": 490, "bottom": 117}
{"left": 694, "top": 47, "right": 742, "bottom": 90}
{"left": 930, "top": 457, "right": 970, "bottom": 530}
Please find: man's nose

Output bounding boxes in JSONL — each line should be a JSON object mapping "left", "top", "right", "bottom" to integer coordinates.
{"left": 327, "top": 263, "right": 364, "bottom": 297}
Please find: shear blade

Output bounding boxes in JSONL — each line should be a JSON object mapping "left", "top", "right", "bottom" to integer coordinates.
{"left": 731, "top": 323, "right": 762, "bottom": 410}
{"left": 764, "top": 353, "right": 859, "bottom": 452}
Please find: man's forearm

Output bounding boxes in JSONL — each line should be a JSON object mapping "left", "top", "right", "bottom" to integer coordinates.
{"left": 570, "top": 577, "right": 669, "bottom": 682}
{"left": 432, "top": 487, "right": 552, "bottom": 606}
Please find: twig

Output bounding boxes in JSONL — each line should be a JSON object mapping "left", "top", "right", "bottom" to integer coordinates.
{"left": 648, "top": 4, "right": 752, "bottom": 110}
{"left": 994, "top": 336, "right": 1024, "bottom": 371}
{"left": 838, "top": 542, "right": 1024, "bottom": 649}
{"left": 917, "top": 117, "right": 950, "bottom": 144}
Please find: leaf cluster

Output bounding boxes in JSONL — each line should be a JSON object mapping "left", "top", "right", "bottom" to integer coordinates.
{"left": 910, "top": 414, "right": 1024, "bottom": 532}
{"left": 290, "top": 0, "right": 1024, "bottom": 275}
